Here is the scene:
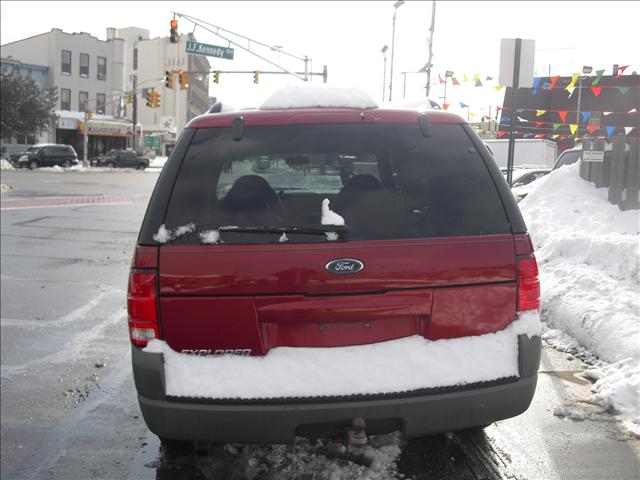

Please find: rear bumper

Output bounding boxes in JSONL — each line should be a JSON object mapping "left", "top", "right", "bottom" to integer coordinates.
{"left": 132, "top": 335, "right": 541, "bottom": 443}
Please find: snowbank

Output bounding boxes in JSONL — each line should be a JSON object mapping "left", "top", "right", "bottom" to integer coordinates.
{"left": 260, "top": 85, "right": 378, "bottom": 110}
{"left": 144, "top": 311, "right": 540, "bottom": 400}
{"left": 0, "top": 158, "right": 15, "bottom": 170}
{"left": 519, "top": 162, "right": 640, "bottom": 434}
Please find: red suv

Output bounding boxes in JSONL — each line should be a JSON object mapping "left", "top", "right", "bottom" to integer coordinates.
{"left": 128, "top": 97, "right": 541, "bottom": 444}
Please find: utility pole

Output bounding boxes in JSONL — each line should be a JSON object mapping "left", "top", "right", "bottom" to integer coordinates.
{"left": 425, "top": 1, "right": 436, "bottom": 97}
{"left": 132, "top": 73, "right": 138, "bottom": 152}
{"left": 83, "top": 110, "right": 89, "bottom": 164}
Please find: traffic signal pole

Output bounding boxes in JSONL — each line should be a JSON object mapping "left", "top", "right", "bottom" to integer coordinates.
{"left": 132, "top": 73, "right": 138, "bottom": 153}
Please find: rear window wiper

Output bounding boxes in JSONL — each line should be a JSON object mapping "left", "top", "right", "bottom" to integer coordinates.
{"left": 218, "top": 225, "right": 349, "bottom": 239}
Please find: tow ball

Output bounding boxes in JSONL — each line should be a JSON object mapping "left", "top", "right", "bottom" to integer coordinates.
{"left": 346, "top": 417, "right": 368, "bottom": 450}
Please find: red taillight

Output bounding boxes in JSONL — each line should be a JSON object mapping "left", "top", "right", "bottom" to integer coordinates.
{"left": 127, "top": 272, "right": 159, "bottom": 346}
{"left": 517, "top": 255, "right": 540, "bottom": 312}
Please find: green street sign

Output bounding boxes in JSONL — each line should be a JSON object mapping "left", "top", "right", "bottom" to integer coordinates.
{"left": 185, "top": 41, "right": 234, "bottom": 60}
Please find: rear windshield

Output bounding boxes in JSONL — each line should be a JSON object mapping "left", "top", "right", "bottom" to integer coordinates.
{"left": 163, "top": 123, "right": 510, "bottom": 244}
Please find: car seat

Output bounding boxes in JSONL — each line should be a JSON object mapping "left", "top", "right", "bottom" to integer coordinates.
{"left": 222, "top": 175, "right": 285, "bottom": 225}
{"left": 333, "top": 174, "right": 384, "bottom": 214}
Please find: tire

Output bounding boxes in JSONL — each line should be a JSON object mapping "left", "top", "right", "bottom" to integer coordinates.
{"left": 137, "top": 162, "right": 147, "bottom": 170}
{"left": 62, "top": 160, "right": 71, "bottom": 168}
{"left": 106, "top": 161, "right": 115, "bottom": 169}
{"left": 29, "top": 160, "right": 38, "bottom": 170}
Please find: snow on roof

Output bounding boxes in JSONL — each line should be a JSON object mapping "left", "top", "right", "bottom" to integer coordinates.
{"left": 260, "top": 85, "right": 378, "bottom": 110}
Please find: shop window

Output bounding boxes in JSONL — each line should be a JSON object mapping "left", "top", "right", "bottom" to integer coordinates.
{"left": 61, "top": 50, "right": 71, "bottom": 75}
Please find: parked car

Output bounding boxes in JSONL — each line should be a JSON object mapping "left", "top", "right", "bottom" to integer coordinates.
{"left": 16, "top": 144, "right": 78, "bottom": 169}
{"left": 128, "top": 90, "right": 541, "bottom": 444}
{"left": 92, "top": 149, "right": 149, "bottom": 169}
{"left": 507, "top": 167, "right": 552, "bottom": 201}
{"left": 552, "top": 146, "right": 582, "bottom": 170}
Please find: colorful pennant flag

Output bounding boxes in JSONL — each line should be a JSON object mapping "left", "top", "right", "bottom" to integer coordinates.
{"left": 625, "top": 127, "right": 634, "bottom": 135}
{"left": 500, "top": 116, "right": 511, "bottom": 123}
{"left": 581, "top": 112, "right": 591, "bottom": 123}
{"left": 472, "top": 72, "right": 480, "bottom": 81}
{"left": 498, "top": 131, "right": 508, "bottom": 138}
{"left": 603, "top": 111, "right": 613, "bottom": 116}
{"left": 565, "top": 73, "right": 580, "bottom": 91}
{"left": 535, "top": 121, "right": 544, "bottom": 128}
{"left": 474, "top": 79, "right": 483, "bottom": 87}
{"left": 452, "top": 77, "right": 460, "bottom": 86}
{"left": 439, "top": 74, "right": 444, "bottom": 84}
{"left": 558, "top": 111, "right": 568, "bottom": 123}
{"left": 532, "top": 78, "right": 542, "bottom": 95}
{"left": 566, "top": 86, "right": 575, "bottom": 97}
{"left": 542, "top": 82, "right": 551, "bottom": 90}
{"left": 587, "top": 125, "right": 599, "bottom": 134}
{"left": 463, "top": 73, "right": 469, "bottom": 82}
{"left": 606, "top": 126, "right": 615, "bottom": 137}
{"left": 485, "top": 76, "right": 493, "bottom": 81}
{"left": 493, "top": 86, "right": 505, "bottom": 91}
{"left": 552, "top": 134, "right": 560, "bottom": 139}
{"left": 442, "top": 103, "right": 449, "bottom": 110}
{"left": 618, "top": 86, "right": 630, "bottom": 95}
{"left": 536, "top": 110, "right": 546, "bottom": 116}
{"left": 547, "top": 75, "right": 560, "bottom": 90}
{"left": 459, "top": 101, "right": 469, "bottom": 108}
{"left": 552, "top": 123, "right": 561, "bottom": 131}
{"left": 524, "top": 133, "right": 533, "bottom": 139}
{"left": 615, "top": 65, "right": 629, "bottom": 79}
{"left": 592, "top": 69, "right": 605, "bottom": 86}
{"left": 569, "top": 124, "right": 578, "bottom": 135}
{"left": 591, "top": 86, "right": 602, "bottom": 97}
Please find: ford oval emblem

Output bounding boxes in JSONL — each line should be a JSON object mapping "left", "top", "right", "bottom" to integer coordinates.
{"left": 325, "top": 258, "right": 365, "bottom": 275}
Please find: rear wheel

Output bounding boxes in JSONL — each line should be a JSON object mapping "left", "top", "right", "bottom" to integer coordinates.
{"left": 106, "top": 161, "right": 115, "bottom": 168}
{"left": 137, "top": 162, "right": 146, "bottom": 170}
{"left": 29, "top": 160, "right": 38, "bottom": 170}
{"left": 62, "top": 159, "right": 71, "bottom": 168}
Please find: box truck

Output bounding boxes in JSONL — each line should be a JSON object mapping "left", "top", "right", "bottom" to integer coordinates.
{"left": 484, "top": 139, "right": 557, "bottom": 169}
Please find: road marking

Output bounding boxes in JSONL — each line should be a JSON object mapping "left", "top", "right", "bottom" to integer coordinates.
{"left": 0, "top": 194, "right": 149, "bottom": 210}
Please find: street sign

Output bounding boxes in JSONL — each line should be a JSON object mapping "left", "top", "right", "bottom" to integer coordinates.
{"left": 499, "top": 38, "right": 535, "bottom": 88}
{"left": 185, "top": 41, "right": 234, "bottom": 60}
{"left": 583, "top": 151, "right": 604, "bottom": 163}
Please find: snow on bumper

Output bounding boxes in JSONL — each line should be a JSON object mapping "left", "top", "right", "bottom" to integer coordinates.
{"left": 143, "top": 311, "right": 541, "bottom": 400}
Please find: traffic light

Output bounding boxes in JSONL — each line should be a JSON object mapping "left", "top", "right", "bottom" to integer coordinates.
{"left": 170, "top": 19, "right": 178, "bottom": 43}
{"left": 127, "top": 91, "right": 134, "bottom": 104}
{"left": 213, "top": 70, "right": 221, "bottom": 84}
{"left": 86, "top": 110, "right": 93, "bottom": 120}
{"left": 253, "top": 70, "right": 260, "bottom": 84}
{"left": 165, "top": 70, "right": 174, "bottom": 89}
{"left": 178, "top": 69, "right": 189, "bottom": 90}
{"left": 146, "top": 89, "right": 154, "bottom": 107}
{"left": 152, "top": 91, "right": 161, "bottom": 108}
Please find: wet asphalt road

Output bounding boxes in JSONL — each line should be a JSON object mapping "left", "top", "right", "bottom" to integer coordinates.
{"left": 1, "top": 170, "right": 638, "bottom": 480}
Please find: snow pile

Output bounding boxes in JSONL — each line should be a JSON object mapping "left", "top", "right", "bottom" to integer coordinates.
{"left": 144, "top": 311, "right": 540, "bottom": 400}
{"left": 260, "top": 85, "right": 378, "bottom": 110}
{"left": 153, "top": 224, "right": 173, "bottom": 243}
{"left": 519, "top": 162, "right": 640, "bottom": 434}
{"left": 174, "top": 223, "right": 195, "bottom": 237}
{"left": 321, "top": 198, "right": 345, "bottom": 241}
{"left": 38, "top": 165, "right": 64, "bottom": 172}
{"left": 0, "top": 158, "right": 15, "bottom": 170}
{"left": 192, "top": 434, "right": 403, "bottom": 479}
{"left": 199, "top": 230, "right": 221, "bottom": 244}
{"left": 149, "top": 156, "right": 168, "bottom": 168}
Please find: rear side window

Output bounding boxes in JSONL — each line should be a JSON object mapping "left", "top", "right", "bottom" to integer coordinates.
{"left": 163, "top": 123, "right": 510, "bottom": 244}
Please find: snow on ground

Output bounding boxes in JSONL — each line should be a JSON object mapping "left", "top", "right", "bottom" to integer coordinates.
{"left": 144, "top": 312, "right": 540, "bottom": 400}
{"left": 260, "top": 85, "right": 378, "bottom": 110}
{"left": 1, "top": 158, "right": 15, "bottom": 170}
{"left": 519, "top": 161, "right": 640, "bottom": 435}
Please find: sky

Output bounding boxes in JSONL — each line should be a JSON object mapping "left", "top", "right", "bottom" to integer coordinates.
{"left": 1, "top": 1, "right": 638, "bottom": 119}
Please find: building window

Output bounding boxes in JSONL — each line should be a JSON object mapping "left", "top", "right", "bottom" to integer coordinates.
{"left": 97, "top": 56, "right": 106, "bottom": 80}
{"left": 133, "top": 48, "right": 138, "bottom": 70}
{"left": 96, "top": 93, "right": 106, "bottom": 115}
{"left": 80, "top": 53, "right": 89, "bottom": 78}
{"left": 61, "top": 50, "right": 71, "bottom": 75}
{"left": 61, "top": 88, "right": 71, "bottom": 110}
{"left": 79, "top": 91, "right": 89, "bottom": 112}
